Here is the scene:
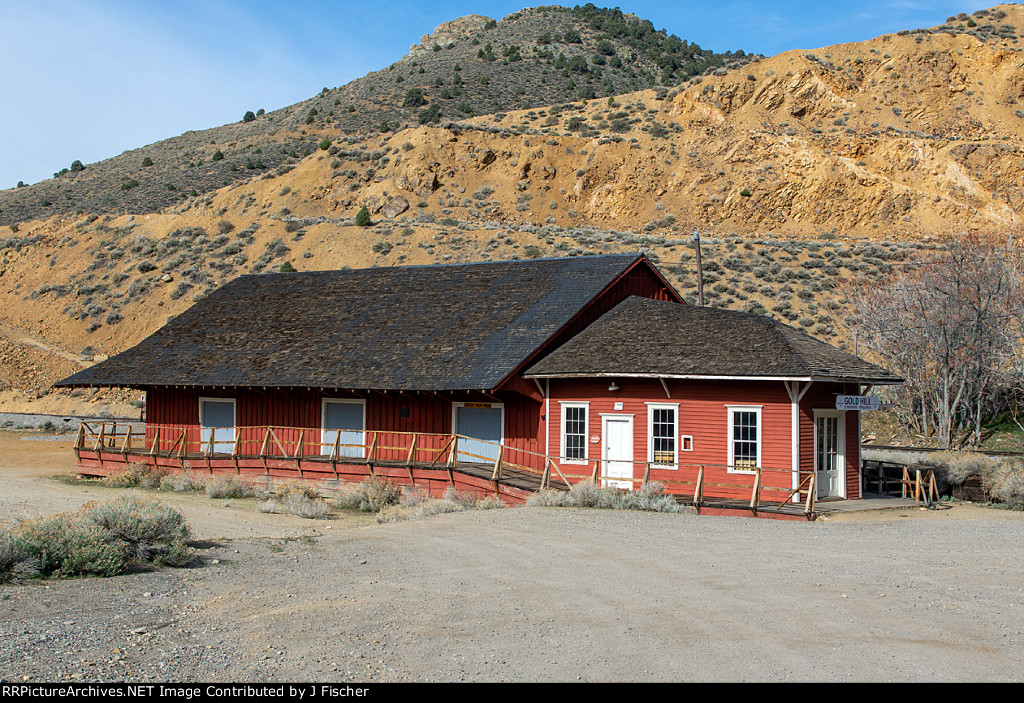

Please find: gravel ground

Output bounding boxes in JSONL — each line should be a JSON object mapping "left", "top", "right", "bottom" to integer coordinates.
{"left": 2, "top": 507, "right": 1024, "bottom": 682}
{"left": 1, "top": 431, "right": 1023, "bottom": 682}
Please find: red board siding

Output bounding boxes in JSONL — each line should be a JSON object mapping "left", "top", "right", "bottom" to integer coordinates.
{"left": 547, "top": 378, "right": 794, "bottom": 500}
{"left": 146, "top": 386, "right": 543, "bottom": 470}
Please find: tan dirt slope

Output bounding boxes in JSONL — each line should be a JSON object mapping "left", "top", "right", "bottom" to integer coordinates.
{"left": 4, "top": 5, "right": 1024, "bottom": 416}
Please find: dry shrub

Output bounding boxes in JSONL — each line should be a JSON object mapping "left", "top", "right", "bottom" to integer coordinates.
{"left": 257, "top": 481, "right": 330, "bottom": 519}
{"left": 332, "top": 476, "right": 400, "bottom": 512}
{"left": 3, "top": 494, "right": 191, "bottom": 579}
{"left": 376, "top": 487, "right": 505, "bottom": 523}
{"left": 526, "top": 489, "right": 571, "bottom": 507}
{"left": 82, "top": 494, "right": 191, "bottom": 566}
{"left": 923, "top": 450, "right": 999, "bottom": 490}
{"left": 529, "top": 480, "right": 682, "bottom": 513}
{"left": 377, "top": 498, "right": 464, "bottom": 523}
{"left": 160, "top": 470, "right": 207, "bottom": 492}
{"left": 205, "top": 475, "right": 256, "bottom": 499}
{"left": 984, "top": 457, "right": 1024, "bottom": 510}
{"left": 14, "top": 514, "right": 127, "bottom": 578}
{"left": 0, "top": 533, "right": 38, "bottom": 582}
{"left": 104, "top": 462, "right": 168, "bottom": 489}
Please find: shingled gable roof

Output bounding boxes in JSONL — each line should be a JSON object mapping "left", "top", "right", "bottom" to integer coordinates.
{"left": 55, "top": 254, "right": 664, "bottom": 392}
{"left": 524, "top": 296, "right": 903, "bottom": 384}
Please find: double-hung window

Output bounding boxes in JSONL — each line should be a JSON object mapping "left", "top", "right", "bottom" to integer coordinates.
{"left": 560, "top": 402, "right": 589, "bottom": 464}
{"left": 727, "top": 406, "right": 761, "bottom": 473}
{"left": 647, "top": 403, "right": 679, "bottom": 467}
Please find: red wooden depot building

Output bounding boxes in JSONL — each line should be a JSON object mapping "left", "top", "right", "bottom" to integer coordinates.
{"left": 56, "top": 254, "right": 901, "bottom": 515}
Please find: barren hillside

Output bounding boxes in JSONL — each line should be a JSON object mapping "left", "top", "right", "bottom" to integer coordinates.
{"left": 3, "top": 5, "right": 1024, "bottom": 416}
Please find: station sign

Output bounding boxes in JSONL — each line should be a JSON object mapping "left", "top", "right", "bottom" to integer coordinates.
{"left": 836, "top": 395, "right": 880, "bottom": 411}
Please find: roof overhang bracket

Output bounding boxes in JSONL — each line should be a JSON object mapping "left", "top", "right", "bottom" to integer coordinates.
{"left": 659, "top": 377, "right": 671, "bottom": 399}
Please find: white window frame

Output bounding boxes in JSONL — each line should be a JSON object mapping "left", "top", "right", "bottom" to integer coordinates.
{"left": 198, "top": 397, "right": 237, "bottom": 452}
{"left": 321, "top": 398, "right": 367, "bottom": 458}
{"left": 558, "top": 401, "right": 590, "bottom": 464}
{"left": 727, "top": 405, "right": 762, "bottom": 474}
{"left": 646, "top": 402, "right": 680, "bottom": 469}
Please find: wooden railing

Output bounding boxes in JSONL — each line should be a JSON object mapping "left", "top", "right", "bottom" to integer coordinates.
{"left": 76, "top": 422, "right": 820, "bottom": 517}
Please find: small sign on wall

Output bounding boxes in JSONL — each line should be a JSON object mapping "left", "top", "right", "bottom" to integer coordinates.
{"left": 613, "top": 401, "right": 623, "bottom": 411}
{"left": 590, "top": 435, "right": 600, "bottom": 444}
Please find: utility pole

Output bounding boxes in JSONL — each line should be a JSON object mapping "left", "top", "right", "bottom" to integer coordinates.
{"left": 693, "top": 230, "right": 704, "bottom": 307}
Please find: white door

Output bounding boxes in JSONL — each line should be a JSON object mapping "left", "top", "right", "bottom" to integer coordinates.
{"left": 815, "top": 412, "right": 845, "bottom": 499}
{"left": 322, "top": 400, "right": 365, "bottom": 458}
{"left": 602, "top": 416, "right": 634, "bottom": 489}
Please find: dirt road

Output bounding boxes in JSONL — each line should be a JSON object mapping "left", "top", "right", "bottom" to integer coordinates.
{"left": 1, "top": 431, "right": 1022, "bottom": 682}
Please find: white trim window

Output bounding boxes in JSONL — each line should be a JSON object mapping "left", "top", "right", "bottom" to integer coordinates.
{"left": 727, "top": 405, "right": 762, "bottom": 473}
{"left": 559, "top": 402, "right": 589, "bottom": 464}
{"left": 646, "top": 403, "right": 679, "bottom": 468}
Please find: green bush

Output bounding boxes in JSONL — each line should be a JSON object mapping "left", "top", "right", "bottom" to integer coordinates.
{"left": 243, "top": 111, "right": 256, "bottom": 123}
{"left": 318, "top": 138, "right": 332, "bottom": 151}
{"left": 212, "top": 150, "right": 224, "bottom": 161}
{"left": 355, "top": 205, "right": 371, "bottom": 227}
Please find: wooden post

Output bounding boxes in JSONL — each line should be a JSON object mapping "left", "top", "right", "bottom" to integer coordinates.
{"left": 294, "top": 429, "right": 305, "bottom": 477}
{"left": 805, "top": 473, "right": 816, "bottom": 518}
{"left": 330, "top": 431, "right": 340, "bottom": 480}
{"left": 591, "top": 459, "right": 599, "bottom": 483}
{"left": 149, "top": 427, "right": 161, "bottom": 457}
{"left": 368, "top": 432, "right": 378, "bottom": 464}
{"left": 641, "top": 462, "right": 651, "bottom": 490}
{"left": 205, "top": 428, "right": 214, "bottom": 474}
{"left": 259, "top": 428, "right": 270, "bottom": 477}
{"left": 929, "top": 471, "right": 938, "bottom": 503}
{"left": 446, "top": 436, "right": 458, "bottom": 468}
{"left": 694, "top": 466, "right": 704, "bottom": 512}
{"left": 491, "top": 445, "right": 504, "bottom": 481}
{"left": 74, "top": 425, "right": 85, "bottom": 450}
{"left": 541, "top": 457, "right": 553, "bottom": 491}
{"left": 915, "top": 469, "right": 923, "bottom": 503}
{"left": 406, "top": 434, "right": 419, "bottom": 467}
{"left": 750, "top": 468, "right": 762, "bottom": 515}
{"left": 95, "top": 424, "right": 105, "bottom": 452}
{"left": 121, "top": 426, "right": 133, "bottom": 455}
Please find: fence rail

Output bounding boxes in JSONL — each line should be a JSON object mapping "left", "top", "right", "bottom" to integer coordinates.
{"left": 76, "top": 422, "right": 823, "bottom": 517}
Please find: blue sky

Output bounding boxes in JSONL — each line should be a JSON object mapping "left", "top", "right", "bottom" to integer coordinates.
{"left": 1, "top": 1, "right": 967, "bottom": 189}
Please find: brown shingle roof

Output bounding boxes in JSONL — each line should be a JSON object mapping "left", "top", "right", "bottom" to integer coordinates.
{"left": 55, "top": 255, "right": 650, "bottom": 391}
{"left": 524, "top": 296, "right": 902, "bottom": 384}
